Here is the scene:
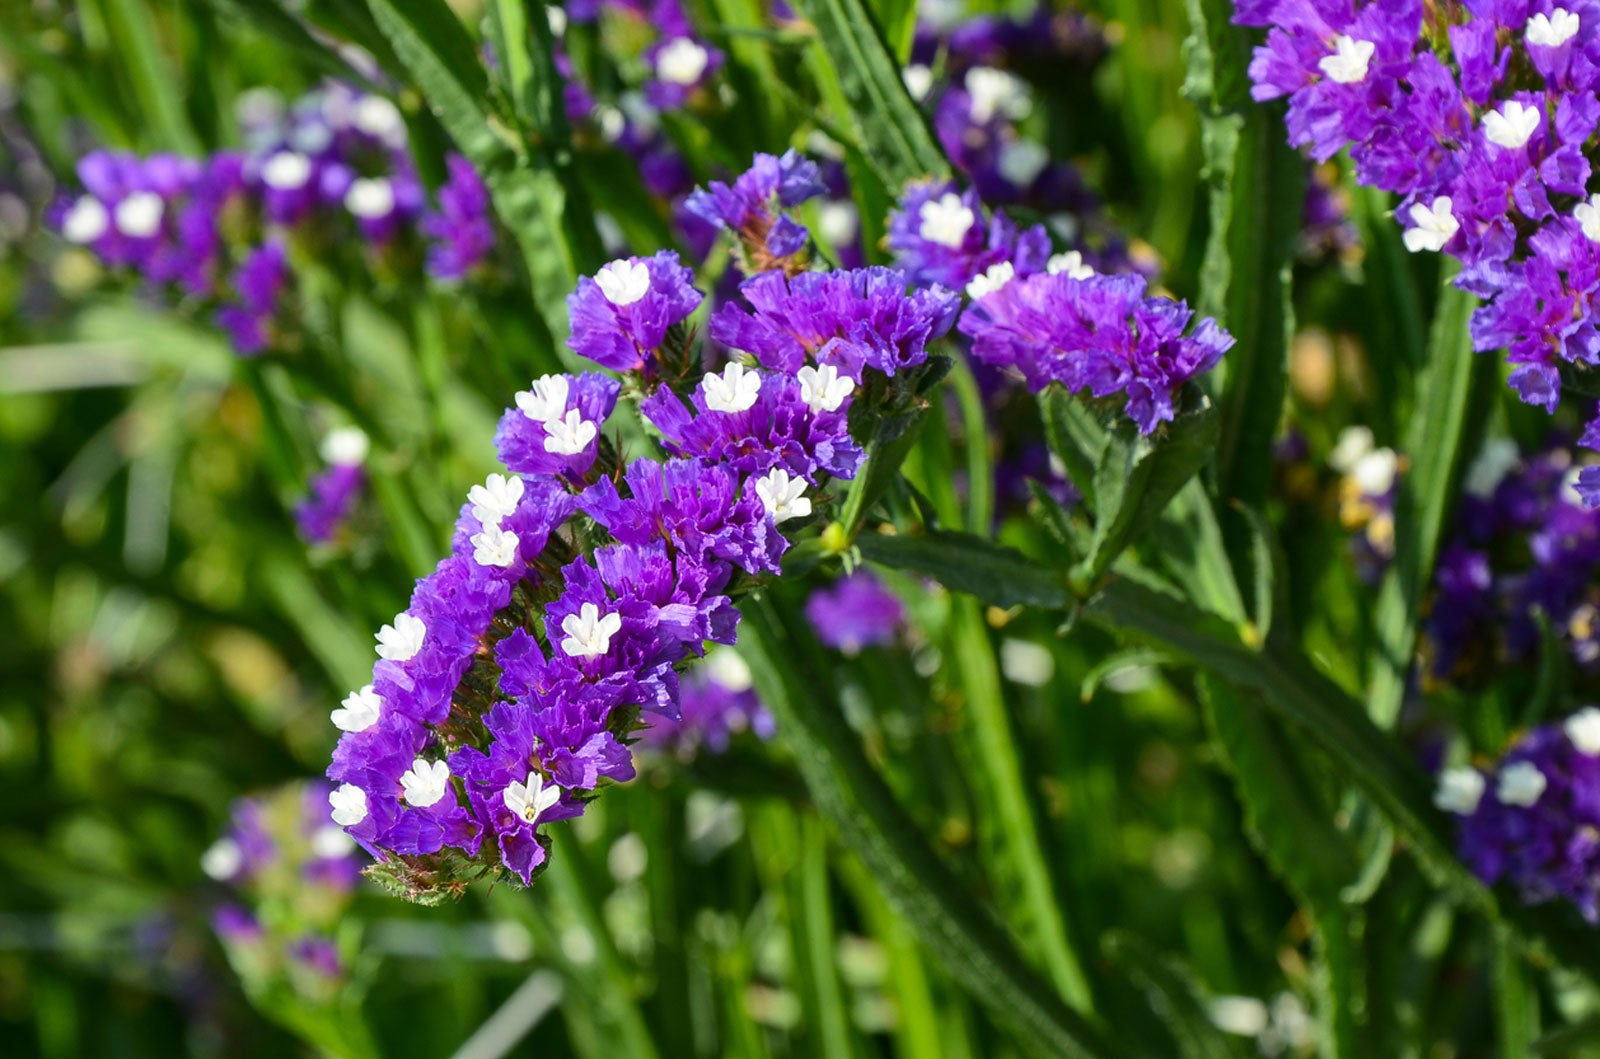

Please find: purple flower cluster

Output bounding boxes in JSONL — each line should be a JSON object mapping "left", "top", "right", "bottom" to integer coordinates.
{"left": 1238, "top": 0, "right": 1600, "bottom": 503}
{"left": 957, "top": 270, "right": 1235, "bottom": 434}
{"left": 685, "top": 149, "right": 827, "bottom": 274}
{"left": 54, "top": 84, "right": 495, "bottom": 355}
{"left": 888, "top": 181, "right": 1053, "bottom": 292}
{"left": 804, "top": 571, "right": 906, "bottom": 655}
{"left": 1437, "top": 708, "right": 1600, "bottom": 920}
{"left": 294, "top": 427, "right": 370, "bottom": 546}
{"left": 639, "top": 650, "right": 775, "bottom": 757}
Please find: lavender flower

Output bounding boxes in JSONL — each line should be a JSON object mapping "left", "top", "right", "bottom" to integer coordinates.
{"left": 296, "top": 427, "right": 370, "bottom": 545}
{"left": 887, "top": 181, "right": 1052, "bottom": 291}
{"left": 423, "top": 154, "right": 496, "bottom": 279}
{"left": 640, "top": 649, "right": 775, "bottom": 757}
{"left": 565, "top": 251, "right": 703, "bottom": 373}
{"left": 804, "top": 571, "right": 906, "bottom": 655}
{"left": 685, "top": 149, "right": 827, "bottom": 273}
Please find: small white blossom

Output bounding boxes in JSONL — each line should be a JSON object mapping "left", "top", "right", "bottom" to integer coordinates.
{"left": 471, "top": 524, "right": 521, "bottom": 568}
{"left": 1561, "top": 465, "right": 1586, "bottom": 506}
{"left": 329, "top": 783, "right": 369, "bottom": 826}
{"left": 1351, "top": 448, "right": 1399, "bottom": 497}
{"left": 352, "top": 95, "right": 405, "bottom": 146}
{"left": 593, "top": 104, "right": 627, "bottom": 143}
{"left": 705, "top": 647, "right": 753, "bottom": 691}
{"left": 1402, "top": 196, "right": 1458, "bottom": 253}
{"left": 1318, "top": 35, "right": 1375, "bottom": 84}
{"left": 755, "top": 468, "right": 811, "bottom": 523}
{"left": 114, "top": 192, "right": 165, "bottom": 238}
{"left": 918, "top": 192, "right": 976, "bottom": 248}
{"left": 1046, "top": 250, "right": 1095, "bottom": 280}
{"left": 797, "top": 363, "right": 855, "bottom": 413}
{"left": 345, "top": 177, "right": 395, "bottom": 218}
{"left": 902, "top": 63, "right": 934, "bottom": 101}
{"left": 546, "top": 5, "right": 568, "bottom": 36}
{"left": 61, "top": 196, "right": 109, "bottom": 244}
{"left": 1434, "top": 767, "right": 1485, "bottom": 814}
{"left": 1574, "top": 194, "right": 1600, "bottom": 242}
{"left": 817, "top": 200, "right": 859, "bottom": 247}
{"left": 595, "top": 258, "right": 651, "bottom": 305}
{"left": 311, "top": 825, "right": 356, "bottom": 860}
{"left": 376, "top": 612, "right": 426, "bottom": 661}
{"left": 702, "top": 362, "right": 763, "bottom": 413}
{"left": 1566, "top": 707, "right": 1600, "bottom": 755}
{"left": 561, "top": 602, "right": 623, "bottom": 659}
{"left": 656, "top": 37, "right": 710, "bottom": 85}
{"left": 1483, "top": 100, "right": 1541, "bottom": 150}
{"left": 964, "top": 66, "right": 1031, "bottom": 124}
{"left": 331, "top": 684, "right": 383, "bottom": 733}
{"left": 543, "top": 408, "right": 598, "bottom": 456}
{"left": 1328, "top": 426, "right": 1375, "bottom": 473}
{"left": 400, "top": 757, "right": 452, "bottom": 808}
{"left": 1497, "top": 761, "right": 1548, "bottom": 807}
{"left": 261, "top": 151, "right": 312, "bottom": 190}
{"left": 201, "top": 838, "right": 243, "bottom": 880}
{"left": 998, "top": 139, "right": 1050, "bottom": 188}
{"left": 516, "top": 374, "right": 571, "bottom": 423}
{"left": 469, "top": 473, "right": 525, "bottom": 529}
{"left": 504, "top": 770, "right": 562, "bottom": 825}
{"left": 1464, "top": 437, "right": 1521, "bottom": 497}
{"left": 320, "top": 426, "right": 369, "bottom": 466}
{"left": 1527, "top": 8, "right": 1580, "bottom": 46}
{"left": 966, "top": 260, "right": 1015, "bottom": 300}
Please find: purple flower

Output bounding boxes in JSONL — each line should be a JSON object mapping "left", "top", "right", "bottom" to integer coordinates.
{"left": 804, "top": 571, "right": 906, "bottom": 654}
{"left": 295, "top": 428, "right": 370, "bottom": 545}
{"left": 641, "top": 653, "right": 774, "bottom": 756}
{"left": 567, "top": 251, "right": 703, "bottom": 372}
{"left": 684, "top": 150, "right": 826, "bottom": 270}
{"left": 216, "top": 240, "right": 290, "bottom": 356}
{"left": 643, "top": 35, "right": 725, "bottom": 109}
{"left": 887, "top": 181, "right": 1052, "bottom": 291}
{"left": 493, "top": 372, "right": 620, "bottom": 480}
{"left": 424, "top": 153, "right": 496, "bottom": 279}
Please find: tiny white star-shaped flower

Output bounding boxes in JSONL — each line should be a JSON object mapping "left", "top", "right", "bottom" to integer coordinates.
{"left": 516, "top": 374, "right": 571, "bottom": 423}
{"left": 964, "top": 66, "right": 1031, "bottom": 124}
{"left": 471, "top": 524, "right": 521, "bottom": 568}
{"left": 311, "top": 825, "right": 356, "bottom": 859}
{"left": 817, "top": 201, "right": 859, "bottom": 247}
{"left": 1402, "top": 196, "right": 1458, "bottom": 253}
{"left": 902, "top": 64, "right": 934, "bottom": 102}
{"left": 543, "top": 408, "right": 598, "bottom": 456}
{"left": 561, "top": 602, "right": 623, "bottom": 659}
{"left": 997, "top": 139, "right": 1050, "bottom": 188}
{"left": 1318, "top": 35, "right": 1375, "bottom": 84}
{"left": 400, "top": 757, "right": 452, "bottom": 808}
{"left": 114, "top": 192, "right": 165, "bottom": 238}
{"left": 376, "top": 612, "right": 426, "bottom": 661}
{"left": 966, "top": 260, "right": 1015, "bottom": 300}
{"left": 656, "top": 37, "right": 710, "bottom": 85}
{"left": 331, "top": 684, "right": 383, "bottom": 733}
{"left": 702, "top": 362, "right": 763, "bottom": 413}
{"left": 201, "top": 838, "right": 243, "bottom": 880}
{"left": 261, "top": 151, "right": 313, "bottom": 191}
{"left": 547, "top": 5, "right": 568, "bottom": 34}
{"left": 1433, "top": 768, "right": 1485, "bottom": 815}
{"left": 1351, "top": 448, "right": 1399, "bottom": 497}
{"left": 320, "top": 426, "right": 369, "bottom": 466}
{"left": 1328, "top": 426, "right": 1375, "bottom": 473}
{"left": 345, "top": 177, "right": 395, "bottom": 219}
{"left": 504, "top": 770, "right": 562, "bottom": 825}
{"left": 1496, "top": 761, "right": 1548, "bottom": 807}
{"left": 1574, "top": 194, "right": 1600, "bottom": 243}
{"left": 1046, "top": 250, "right": 1095, "bottom": 280}
{"left": 329, "top": 783, "right": 369, "bottom": 826}
{"left": 595, "top": 258, "right": 651, "bottom": 305}
{"left": 352, "top": 95, "right": 405, "bottom": 146}
{"left": 797, "top": 363, "right": 855, "bottom": 414}
{"left": 62, "top": 196, "right": 109, "bottom": 244}
{"left": 1567, "top": 707, "right": 1600, "bottom": 755}
{"left": 1483, "top": 99, "right": 1541, "bottom": 151}
{"left": 1527, "top": 8, "right": 1580, "bottom": 47}
{"left": 918, "top": 192, "right": 976, "bottom": 249}
{"left": 755, "top": 468, "right": 811, "bottom": 524}
{"left": 468, "top": 473, "right": 526, "bottom": 528}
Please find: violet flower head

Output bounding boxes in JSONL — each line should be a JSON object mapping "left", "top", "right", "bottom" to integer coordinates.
{"left": 643, "top": 35, "right": 725, "bottom": 109}
{"left": 295, "top": 427, "right": 370, "bottom": 546}
{"left": 685, "top": 149, "right": 826, "bottom": 271}
{"left": 804, "top": 571, "right": 906, "bottom": 655}
{"left": 641, "top": 650, "right": 774, "bottom": 756}
{"left": 567, "top": 252, "right": 703, "bottom": 373}
{"left": 493, "top": 371, "right": 621, "bottom": 480}
{"left": 216, "top": 239, "right": 290, "bottom": 356}
{"left": 423, "top": 153, "right": 496, "bottom": 280}
{"left": 887, "top": 180, "right": 1053, "bottom": 291}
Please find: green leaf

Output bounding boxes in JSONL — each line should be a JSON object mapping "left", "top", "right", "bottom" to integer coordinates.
{"left": 791, "top": 0, "right": 950, "bottom": 188}
{"left": 1494, "top": 928, "right": 1541, "bottom": 1058}
{"left": 854, "top": 529, "right": 1068, "bottom": 610}
{"left": 198, "top": 0, "right": 375, "bottom": 85}
{"left": 1152, "top": 481, "right": 1247, "bottom": 626}
{"left": 1040, "top": 388, "right": 1103, "bottom": 508}
{"left": 101, "top": 0, "right": 201, "bottom": 153}
{"left": 1101, "top": 933, "right": 1245, "bottom": 1059}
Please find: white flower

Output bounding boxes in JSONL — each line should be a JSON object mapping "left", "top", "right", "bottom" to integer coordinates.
{"left": 1046, "top": 250, "right": 1095, "bottom": 280}
{"left": 966, "top": 260, "right": 1015, "bottom": 300}
{"left": 705, "top": 647, "right": 753, "bottom": 691}
{"left": 1496, "top": 761, "right": 1548, "bottom": 807}
{"left": 261, "top": 151, "right": 312, "bottom": 190}
{"left": 561, "top": 602, "right": 623, "bottom": 659}
{"left": 902, "top": 63, "right": 934, "bottom": 102}
{"left": 543, "top": 408, "right": 598, "bottom": 456}
{"left": 504, "top": 770, "right": 562, "bottom": 825}
{"left": 331, "top": 684, "right": 383, "bottom": 733}
{"left": 1483, "top": 100, "right": 1541, "bottom": 150}
{"left": 1328, "top": 426, "right": 1375, "bottom": 473}
{"left": 1351, "top": 448, "right": 1399, "bottom": 497}
{"left": 755, "top": 468, "right": 811, "bottom": 523}
{"left": 1433, "top": 768, "right": 1485, "bottom": 815}
{"left": 114, "top": 192, "right": 165, "bottom": 238}
{"left": 516, "top": 374, "right": 571, "bottom": 423}
{"left": 200, "top": 838, "right": 243, "bottom": 880}
{"left": 702, "top": 362, "right": 763, "bottom": 413}
{"left": 593, "top": 104, "right": 626, "bottom": 143}
{"left": 1561, "top": 465, "right": 1586, "bottom": 506}
{"left": 1527, "top": 8, "right": 1580, "bottom": 46}
{"left": 964, "top": 66, "right": 1031, "bottom": 124}
{"left": 656, "top": 38, "right": 710, "bottom": 85}
{"left": 345, "top": 177, "right": 395, "bottom": 219}
{"left": 547, "top": 4, "right": 568, "bottom": 35}
{"left": 817, "top": 200, "right": 859, "bottom": 247}
{"left": 311, "top": 825, "right": 356, "bottom": 859}
{"left": 1566, "top": 707, "right": 1600, "bottom": 755}
{"left": 797, "top": 363, "right": 855, "bottom": 413}
{"left": 1402, "top": 196, "right": 1458, "bottom": 253}
{"left": 400, "top": 757, "right": 451, "bottom": 807}
{"left": 329, "top": 783, "right": 369, "bottom": 827}
{"left": 595, "top": 258, "right": 651, "bottom": 305}
{"left": 471, "top": 524, "right": 521, "bottom": 568}
{"left": 918, "top": 192, "right": 976, "bottom": 248}
{"left": 469, "top": 473, "right": 525, "bottom": 527}
{"left": 1318, "top": 35, "right": 1375, "bottom": 84}
{"left": 320, "top": 426, "right": 369, "bottom": 466}
{"left": 61, "top": 196, "right": 109, "bottom": 244}
{"left": 998, "top": 139, "right": 1050, "bottom": 188}
{"left": 376, "top": 612, "right": 426, "bottom": 661}
{"left": 1574, "top": 194, "right": 1600, "bottom": 242}
{"left": 1463, "top": 438, "right": 1521, "bottom": 497}
{"left": 352, "top": 95, "right": 405, "bottom": 145}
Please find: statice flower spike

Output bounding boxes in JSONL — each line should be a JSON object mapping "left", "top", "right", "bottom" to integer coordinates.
{"left": 888, "top": 180, "right": 1052, "bottom": 290}
{"left": 684, "top": 149, "right": 826, "bottom": 273}
{"left": 567, "top": 251, "right": 703, "bottom": 374}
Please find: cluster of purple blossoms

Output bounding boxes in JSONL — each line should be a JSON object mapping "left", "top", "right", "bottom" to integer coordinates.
{"left": 53, "top": 83, "right": 495, "bottom": 355}
{"left": 1436, "top": 708, "right": 1600, "bottom": 920}
{"left": 639, "top": 649, "right": 775, "bottom": 758}
{"left": 324, "top": 177, "right": 959, "bottom": 896}
{"left": 1423, "top": 435, "right": 1600, "bottom": 686}
{"left": 1238, "top": 0, "right": 1600, "bottom": 503}
{"left": 804, "top": 570, "right": 907, "bottom": 655}
{"left": 294, "top": 427, "right": 370, "bottom": 546}
{"left": 684, "top": 149, "right": 827, "bottom": 275}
